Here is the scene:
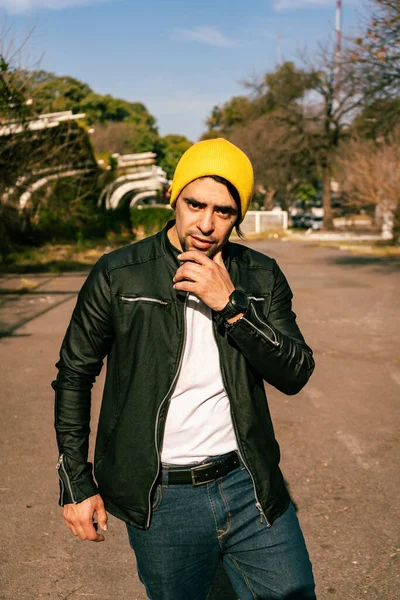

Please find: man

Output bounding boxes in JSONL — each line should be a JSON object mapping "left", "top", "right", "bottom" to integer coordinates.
{"left": 53, "top": 138, "right": 316, "bottom": 599}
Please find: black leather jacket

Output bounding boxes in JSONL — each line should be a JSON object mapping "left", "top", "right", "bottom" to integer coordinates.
{"left": 53, "top": 222, "right": 315, "bottom": 529}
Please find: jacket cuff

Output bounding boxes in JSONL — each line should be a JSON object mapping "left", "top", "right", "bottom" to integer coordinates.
{"left": 226, "top": 304, "right": 280, "bottom": 348}
{"left": 57, "top": 454, "right": 98, "bottom": 506}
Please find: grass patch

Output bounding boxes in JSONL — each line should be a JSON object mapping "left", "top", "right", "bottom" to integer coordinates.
{"left": 1, "top": 238, "right": 132, "bottom": 274}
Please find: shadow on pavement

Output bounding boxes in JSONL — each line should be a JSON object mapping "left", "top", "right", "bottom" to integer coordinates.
{"left": 0, "top": 260, "right": 92, "bottom": 274}
{"left": 0, "top": 289, "right": 82, "bottom": 296}
{"left": 0, "top": 291, "right": 76, "bottom": 338}
{"left": 328, "top": 255, "right": 400, "bottom": 273}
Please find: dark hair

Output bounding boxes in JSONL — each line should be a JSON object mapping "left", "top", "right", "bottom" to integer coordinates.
{"left": 207, "top": 175, "right": 245, "bottom": 239}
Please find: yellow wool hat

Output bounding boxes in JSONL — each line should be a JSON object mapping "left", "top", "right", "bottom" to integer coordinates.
{"left": 169, "top": 138, "right": 254, "bottom": 222}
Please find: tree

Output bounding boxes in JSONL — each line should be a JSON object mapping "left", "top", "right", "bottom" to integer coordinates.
{"left": 0, "top": 47, "right": 108, "bottom": 250}
{"left": 158, "top": 134, "right": 192, "bottom": 180}
{"left": 257, "top": 61, "right": 319, "bottom": 113}
{"left": 337, "top": 128, "right": 400, "bottom": 241}
{"left": 352, "top": 0, "right": 400, "bottom": 100}
{"left": 352, "top": 98, "right": 400, "bottom": 139}
{"left": 265, "top": 49, "right": 366, "bottom": 229}
{"left": 202, "top": 62, "right": 320, "bottom": 210}
{"left": 27, "top": 71, "right": 92, "bottom": 115}
{"left": 0, "top": 47, "right": 35, "bottom": 251}
{"left": 91, "top": 121, "right": 161, "bottom": 157}
{"left": 203, "top": 62, "right": 317, "bottom": 139}
{"left": 229, "top": 111, "right": 318, "bottom": 210}
{"left": 204, "top": 96, "right": 252, "bottom": 136}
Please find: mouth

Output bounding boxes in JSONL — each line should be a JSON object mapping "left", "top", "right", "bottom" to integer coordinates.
{"left": 190, "top": 235, "right": 215, "bottom": 250}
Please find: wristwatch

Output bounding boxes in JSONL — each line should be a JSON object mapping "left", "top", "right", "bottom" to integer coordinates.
{"left": 218, "top": 290, "right": 250, "bottom": 321}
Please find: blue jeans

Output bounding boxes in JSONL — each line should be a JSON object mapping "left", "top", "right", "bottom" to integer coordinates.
{"left": 127, "top": 455, "right": 316, "bottom": 600}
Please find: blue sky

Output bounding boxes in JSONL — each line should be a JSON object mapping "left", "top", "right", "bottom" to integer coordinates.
{"left": 1, "top": 0, "right": 367, "bottom": 141}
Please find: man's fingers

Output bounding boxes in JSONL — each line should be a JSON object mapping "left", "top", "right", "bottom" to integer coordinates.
{"left": 74, "top": 523, "right": 88, "bottom": 541}
{"left": 65, "top": 521, "right": 78, "bottom": 536}
{"left": 86, "top": 522, "right": 105, "bottom": 542}
{"left": 174, "top": 263, "right": 203, "bottom": 283}
{"left": 173, "top": 280, "right": 196, "bottom": 292}
{"left": 95, "top": 503, "right": 108, "bottom": 531}
{"left": 178, "top": 251, "right": 211, "bottom": 265}
{"left": 61, "top": 495, "right": 107, "bottom": 542}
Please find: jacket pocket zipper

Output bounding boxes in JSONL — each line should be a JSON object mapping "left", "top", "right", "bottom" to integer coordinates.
{"left": 56, "top": 454, "right": 77, "bottom": 504}
{"left": 248, "top": 296, "right": 266, "bottom": 302}
{"left": 242, "top": 305, "right": 279, "bottom": 346}
{"left": 119, "top": 296, "right": 169, "bottom": 306}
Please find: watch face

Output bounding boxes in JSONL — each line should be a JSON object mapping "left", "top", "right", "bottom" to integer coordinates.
{"left": 231, "top": 290, "right": 249, "bottom": 312}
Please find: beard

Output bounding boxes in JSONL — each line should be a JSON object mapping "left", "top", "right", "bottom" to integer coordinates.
{"left": 180, "top": 234, "right": 222, "bottom": 258}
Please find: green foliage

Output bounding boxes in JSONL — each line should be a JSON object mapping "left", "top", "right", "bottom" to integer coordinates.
{"left": 296, "top": 184, "right": 317, "bottom": 205}
{"left": 90, "top": 120, "right": 160, "bottom": 156}
{"left": 1, "top": 58, "right": 176, "bottom": 255}
{"left": 158, "top": 135, "right": 193, "bottom": 180}
{"left": 263, "top": 62, "right": 319, "bottom": 109}
{"left": 23, "top": 70, "right": 161, "bottom": 156}
{"left": 352, "top": 98, "right": 400, "bottom": 139}
{"left": 27, "top": 71, "right": 92, "bottom": 115}
{"left": 130, "top": 207, "right": 174, "bottom": 236}
{"left": 353, "top": 0, "right": 400, "bottom": 99}
{"left": 0, "top": 54, "right": 33, "bottom": 122}
{"left": 34, "top": 177, "right": 107, "bottom": 241}
{"left": 203, "top": 62, "right": 319, "bottom": 139}
{"left": 199, "top": 129, "right": 222, "bottom": 141}
{"left": 205, "top": 96, "right": 252, "bottom": 135}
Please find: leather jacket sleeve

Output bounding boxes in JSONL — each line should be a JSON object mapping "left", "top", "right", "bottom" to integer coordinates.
{"left": 226, "top": 260, "right": 315, "bottom": 395}
{"left": 52, "top": 254, "right": 114, "bottom": 505}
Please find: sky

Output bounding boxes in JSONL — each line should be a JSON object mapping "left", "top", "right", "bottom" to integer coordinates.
{"left": 1, "top": 0, "right": 367, "bottom": 141}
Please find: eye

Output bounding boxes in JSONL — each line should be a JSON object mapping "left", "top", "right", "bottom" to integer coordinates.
{"left": 216, "top": 207, "right": 234, "bottom": 218}
{"left": 188, "top": 200, "right": 201, "bottom": 209}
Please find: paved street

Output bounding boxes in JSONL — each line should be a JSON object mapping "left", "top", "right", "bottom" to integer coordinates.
{"left": 0, "top": 239, "right": 399, "bottom": 600}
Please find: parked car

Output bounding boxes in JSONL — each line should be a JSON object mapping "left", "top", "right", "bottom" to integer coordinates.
{"left": 290, "top": 201, "right": 324, "bottom": 230}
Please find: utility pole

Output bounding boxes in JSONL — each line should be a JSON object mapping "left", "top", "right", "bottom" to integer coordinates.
{"left": 335, "top": 0, "right": 342, "bottom": 83}
{"left": 277, "top": 32, "right": 282, "bottom": 67}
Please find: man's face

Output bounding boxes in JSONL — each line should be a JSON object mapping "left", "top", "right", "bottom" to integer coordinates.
{"left": 172, "top": 177, "right": 238, "bottom": 258}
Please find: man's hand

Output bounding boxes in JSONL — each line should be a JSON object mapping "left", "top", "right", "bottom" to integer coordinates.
{"left": 173, "top": 250, "right": 234, "bottom": 311}
{"left": 62, "top": 494, "right": 108, "bottom": 542}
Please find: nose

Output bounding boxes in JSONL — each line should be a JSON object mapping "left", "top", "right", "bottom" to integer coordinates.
{"left": 197, "top": 209, "right": 214, "bottom": 235}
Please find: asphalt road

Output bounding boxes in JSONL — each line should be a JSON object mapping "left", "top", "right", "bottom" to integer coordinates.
{"left": 0, "top": 239, "right": 399, "bottom": 600}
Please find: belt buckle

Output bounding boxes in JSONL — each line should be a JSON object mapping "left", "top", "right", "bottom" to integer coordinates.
{"left": 190, "top": 461, "right": 215, "bottom": 486}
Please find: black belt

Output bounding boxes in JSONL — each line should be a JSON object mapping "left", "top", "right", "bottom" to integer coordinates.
{"left": 160, "top": 451, "right": 241, "bottom": 486}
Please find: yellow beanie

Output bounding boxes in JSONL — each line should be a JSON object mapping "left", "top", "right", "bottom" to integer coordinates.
{"left": 169, "top": 138, "right": 254, "bottom": 222}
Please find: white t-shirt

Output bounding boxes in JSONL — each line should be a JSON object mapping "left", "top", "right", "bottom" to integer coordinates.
{"left": 161, "top": 294, "right": 237, "bottom": 465}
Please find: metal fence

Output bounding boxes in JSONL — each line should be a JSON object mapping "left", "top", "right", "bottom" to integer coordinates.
{"left": 241, "top": 211, "right": 288, "bottom": 233}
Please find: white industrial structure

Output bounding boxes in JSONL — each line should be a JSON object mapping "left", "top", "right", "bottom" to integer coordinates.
{"left": 1, "top": 112, "right": 169, "bottom": 212}
{"left": 99, "top": 152, "right": 169, "bottom": 210}
{"left": 0, "top": 111, "right": 86, "bottom": 137}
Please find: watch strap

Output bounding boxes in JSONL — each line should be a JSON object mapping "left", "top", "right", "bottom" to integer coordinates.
{"left": 218, "top": 301, "right": 243, "bottom": 320}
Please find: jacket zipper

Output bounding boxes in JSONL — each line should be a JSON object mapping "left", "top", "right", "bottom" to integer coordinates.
{"left": 56, "top": 454, "right": 77, "bottom": 504}
{"left": 146, "top": 293, "right": 188, "bottom": 528}
{"left": 57, "top": 458, "right": 65, "bottom": 504}
{"left": 119, "top": 296, "right": 169, "bottom": 306}
{"left": 242, "top": 305, "right": 279, "bottom": 347}
{"left": 212, "top": 320, "right": 271, "bottom": 528}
